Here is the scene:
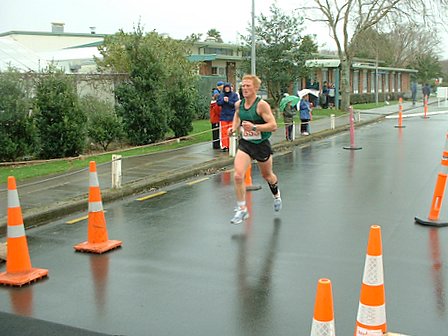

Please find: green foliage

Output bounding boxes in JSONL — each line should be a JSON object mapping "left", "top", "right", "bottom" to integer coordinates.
{"left": 240, "top": 4, "right": 318, "bottom": 106}
{"left": 411, "top": 53, "right": 442, "bottom": 84}
{"left": 206, "top": 29, "right": 223, "bottom": 43}
{"left": 81, "top": 95, "right": 124, "bottom": 151}
{"left": 98, "top": 25, "right": 200, "bottom": 145}
{"left": 34, "top": 67, "right": 87, "bottom": 159}
{"left": 0, "top": 69, "right": 36, "bottom": 162}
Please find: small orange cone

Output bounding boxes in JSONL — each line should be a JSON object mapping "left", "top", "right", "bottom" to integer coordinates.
{"left": 0, "top": 177, "right": 48, "bottom": 287}
{"left": 245, "top": 164, "right": 261, "bottom": 191}
{"left": 310, "top": 278, "right": 336, "bottom": 336}
{"left": 354, "top": 225, "right": 386, "bottom": 336}
{"left": 415, "top": 133, "right": 448, "bottom": 226}
{"left": 74, "top": 161, "right": 122, "bottom": 254}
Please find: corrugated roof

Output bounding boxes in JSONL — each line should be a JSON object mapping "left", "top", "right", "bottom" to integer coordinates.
{"left": 0, "top": 37, "right": 47, "bottom": 72}
{"left": 187, "top": 54, "right": 217, "bottom": 62}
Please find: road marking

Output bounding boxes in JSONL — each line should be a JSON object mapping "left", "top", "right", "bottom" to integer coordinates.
{"left": 186, "top": 177, "right": 209, "bottom": 186}
{"left": 66, "top": 210, "right": 109, "bottom": 225}
{"left": 66, "top": 215, "right": 88, "bottom": 225}
{"left": 136, "top": 191, "right": 167, "bottom": 201}
{"left": 386, "top": 110, "right": 448, "bottom": 118}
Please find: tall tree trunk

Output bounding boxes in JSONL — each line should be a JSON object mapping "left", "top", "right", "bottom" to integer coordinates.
{"left": 340, "top": 59, "right": 351, "bottom": 112}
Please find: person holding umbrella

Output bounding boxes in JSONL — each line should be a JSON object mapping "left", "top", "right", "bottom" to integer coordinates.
{"left": 299, "top": 93, "right": 312, "bottom": 135}
{"left": 279, "top": 94, "right": 299, "bottom": 141}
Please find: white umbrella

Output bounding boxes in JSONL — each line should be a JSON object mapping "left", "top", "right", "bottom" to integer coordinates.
{"left": 297, "top": 89, "right": 319, "bottom": 98}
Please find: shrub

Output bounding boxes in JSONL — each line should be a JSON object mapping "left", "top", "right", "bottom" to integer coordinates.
{"left": 0, "top": 70, "right": 36, "bottom": 162}
{"left": 34, "top": 67, "right": 87, "bottom": 159}
{"left": 81, "top": 95, "right": 124, "bottom": 151}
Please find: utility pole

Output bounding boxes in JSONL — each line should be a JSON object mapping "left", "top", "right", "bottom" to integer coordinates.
{"left": 251, "top": 0, "right": 256, "bottom": 75}
{"left": 375, "top": 51, "right": 379, "bottom": 105}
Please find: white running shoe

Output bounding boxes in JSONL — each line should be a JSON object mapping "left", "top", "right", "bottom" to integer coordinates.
{"left": 231, "top": 208, "right": 249, "bottom": 224}
{"left": 273, "top": 196, "right": 282, "bottom": 212}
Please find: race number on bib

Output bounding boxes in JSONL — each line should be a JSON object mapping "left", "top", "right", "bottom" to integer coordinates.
{"left": 241, "top": 126, "right": 262, "bottom": 141}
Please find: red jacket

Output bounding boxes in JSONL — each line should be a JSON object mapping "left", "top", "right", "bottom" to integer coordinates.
{"left": 209, "top": 102, "right": 221, "bottom": 123}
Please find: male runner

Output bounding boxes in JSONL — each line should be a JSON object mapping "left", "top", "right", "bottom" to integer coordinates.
{"left": 229, "top": 74, "right": 282, "bottom": 224}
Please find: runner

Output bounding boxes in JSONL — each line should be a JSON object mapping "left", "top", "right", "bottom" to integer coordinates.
{"left": 229, "top": 74, "right": 282, "bottom": 224}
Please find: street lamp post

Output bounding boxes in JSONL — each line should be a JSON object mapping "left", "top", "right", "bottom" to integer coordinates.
{"left": 251, "top": 0, "right": 256, "bottom": 75}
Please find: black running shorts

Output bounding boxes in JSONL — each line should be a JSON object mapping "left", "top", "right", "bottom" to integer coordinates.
{"left": 238, "top": 138, "right": 273, "bottom": 162}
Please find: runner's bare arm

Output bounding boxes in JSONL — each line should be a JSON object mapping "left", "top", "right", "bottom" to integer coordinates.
{"left": 255, "top": 100, "right": 277, "bottom": 132}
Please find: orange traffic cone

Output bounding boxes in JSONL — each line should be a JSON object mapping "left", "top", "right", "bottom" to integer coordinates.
{"left": 74, "top": 161, "right": 122, "bottom": 253}
{"left": 0, "top": 177, "right": 48, "bottom": 286}
{"left": 245, "top": 164, "right": 261, "bottom": 191}
{"left": 394, "top": 97, "right": 405, "bottom": 129}
{"left": 354, "top": 225, "right": 386, "bottom": 336}
{"left": 310, "top": 278, "right": 336, "bottom": 336}
{"left": 415, "top": 133, "right": 448, "bottom": 227}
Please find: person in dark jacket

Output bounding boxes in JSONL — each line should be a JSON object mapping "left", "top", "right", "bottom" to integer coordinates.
{"left": 299, "top": 94, "right": 312, "bottom": 135}
{"left": 209, "top": 81, "right": 224, "bottom": 149}
{"left": 217, "top": 83, "right": 239, "bottom": 151}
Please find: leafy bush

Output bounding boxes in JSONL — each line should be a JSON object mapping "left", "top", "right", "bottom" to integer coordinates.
{"left": 0, "top": 70, "right": 36, "bottom": 162}
{"left": 81, "top": 95, "right": 124, "bottom": 151}
{"left": 34, "top": 67, "right": 87, "bottom": 159}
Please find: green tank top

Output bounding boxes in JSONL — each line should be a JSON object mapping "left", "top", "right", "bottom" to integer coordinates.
{"left": 239, "top": 97, "right": 271, "bottom": 144}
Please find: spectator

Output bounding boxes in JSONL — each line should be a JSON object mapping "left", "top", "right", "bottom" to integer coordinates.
{"left": 282, "top": 101, "right": 296, "bottom": 141}
{"left": 209, "top": 81, "right": 224, "bottom": 149}
{"left": 299, "top": 94, "right": 312, "bottom": 135}
{"left": 321, "top": 81, "right": 329, "bottom": 109}
{"left": 422, "top": 83, "right": 431, "bottom": 103}
{"left": 327, "top": 82, "right": 335, "bottom": 108}
{"left": 411, "top": 81, "right": 417, "bottom": 106}
{"left": 217, "top": 83, "right": 239, "bottom": 151}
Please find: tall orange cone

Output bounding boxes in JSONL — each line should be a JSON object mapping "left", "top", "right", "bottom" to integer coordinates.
{"left": 354, "top": 225, "right": 386, "bottom": 336}
{"left": 245, "top": 164, "right": 261, "bottom": 191}
{"left": 74, "top": 161, "right": 122, "bottom": 254}
{"left": 415, "top": 133, "right": 448, "bottom": 227}
{"left": 394, "top": 97, "right": 405, "bottom": 128}
{"left": 310, "top": 278, "right": 336, "bottom": 336}
{"left": 0, "top": 176, "right": 48, "bottom": 286}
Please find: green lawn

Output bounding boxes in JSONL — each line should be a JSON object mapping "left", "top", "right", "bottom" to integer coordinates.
{"left": 0, "top": 119, "right": 212, "bottom": 183}
{"left": 352, "top": 101, "right": 398, "bottom": 110}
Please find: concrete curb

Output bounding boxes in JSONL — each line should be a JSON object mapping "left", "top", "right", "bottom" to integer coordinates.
{"left": 0, "top": 114, "right": 385, "bottom": 236}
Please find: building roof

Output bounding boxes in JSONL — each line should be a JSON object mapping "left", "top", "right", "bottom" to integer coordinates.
{"left": 187, "top": 54, "right": 217, "bottom": 62}
{"left": 0, "top": 30, "right": 106, "bottom": 38}
{"left": 0, "top": 37, "right": 47, "bottom": 72}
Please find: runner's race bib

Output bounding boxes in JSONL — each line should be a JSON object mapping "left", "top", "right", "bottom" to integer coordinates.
{"left": 241, "top": 126, "right": 262, "bottom": 141}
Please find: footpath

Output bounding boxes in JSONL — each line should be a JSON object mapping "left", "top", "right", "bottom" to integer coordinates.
{"left": 0, "top": 99, "right": 429, "bottom": 236}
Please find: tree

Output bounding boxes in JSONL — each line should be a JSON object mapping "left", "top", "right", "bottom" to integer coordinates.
{"left": 34, "top": 66, "right": 87, "bottom": 159}
{"left": 241, "top": 4, "right": 318, "bottom": 108}
{"left": 185, "top": 33, "right": 203, "bottom": 43}
{"left": 411, "top": 53, "right": 442, "bottom": 84}
{"left": 81, "top": 95, "right": 124, "bottom": 151}
{"left": 98, "top": 26, "right": 200, "bottom": 145}
{"left": 0, "top": 69, "right": 36, "bottom": 162}
{"left": 303, "top": 0, "right": 448, "bottom": 111}
{"left": 206, "top": 29, "right": 223, "bottom": 43}
{"left": 350, "top": 23, "right": 440, "bottom": 68}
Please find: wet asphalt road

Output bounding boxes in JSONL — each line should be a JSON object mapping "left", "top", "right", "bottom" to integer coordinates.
{"left": 1, "top": 113, "right": 448, "bottom": 335}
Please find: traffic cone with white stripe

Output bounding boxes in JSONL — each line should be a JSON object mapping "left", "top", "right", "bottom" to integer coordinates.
{"left": 310, "top": 278, "right": 336, "bottom": 336}
{"left": 74, "top": 161, "right": 122, "bottom": 254}
{"left": 0, "top": 176, "right": 48, "bottom": 286}
{"left": 354, "top": 225, "right": 387, "bottom": 336}
{"left": 245, "top": 164, "right": 261, "bottom": 191}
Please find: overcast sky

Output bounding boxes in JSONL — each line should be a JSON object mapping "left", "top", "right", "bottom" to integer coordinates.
{"left": 1, "top": 0, "right": 447, "bottom": 59}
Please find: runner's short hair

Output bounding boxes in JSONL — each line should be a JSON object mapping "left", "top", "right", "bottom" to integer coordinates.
{"left": 242, "top": 74, "right": 261, "bottom": 89}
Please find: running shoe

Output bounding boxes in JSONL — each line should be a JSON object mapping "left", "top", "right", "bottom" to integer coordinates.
{"left": 230, "top": 208, "right": 249, "bottom": 224}
{"left": 273, "top": 196, "right": 282, "bottom": 212}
